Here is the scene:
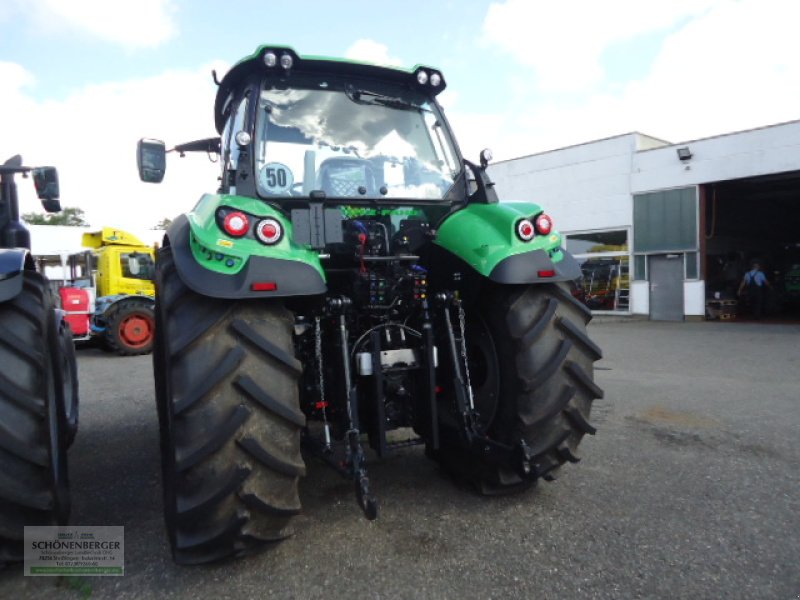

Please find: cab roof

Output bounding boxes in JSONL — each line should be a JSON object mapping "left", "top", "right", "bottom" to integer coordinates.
{"left": 214, "top": 44, "right": 446, "bottom": 133}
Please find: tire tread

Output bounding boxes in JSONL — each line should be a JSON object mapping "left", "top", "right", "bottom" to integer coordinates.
{"left": 154, "top": 246, "right": 304, "bottom": 565}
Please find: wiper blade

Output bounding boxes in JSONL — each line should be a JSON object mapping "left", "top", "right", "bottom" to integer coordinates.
{"left": 345, "top": 87, "right": 429, "bottom": 112}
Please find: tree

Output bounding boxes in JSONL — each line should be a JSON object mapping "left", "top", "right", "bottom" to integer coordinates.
{"left": 153, "top": 217, "right": 172, "bottom": 230}
{"left": 22, "top": 207, "right": 89, "bottom": 226}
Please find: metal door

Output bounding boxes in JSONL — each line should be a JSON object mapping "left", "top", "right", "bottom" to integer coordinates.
{"left": 649, "top": 254, "right": 684, "bottom": 321}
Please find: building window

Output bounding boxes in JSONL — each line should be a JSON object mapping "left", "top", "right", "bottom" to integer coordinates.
{"left": 566, "top": 229, "right": 628, "bottom": 254}
{"left": 633, "top": 187, "right": 698, "bottom": 253}
{"left": 685, "top": 252, "right": 699, "bottom": 279}
{"left": 631, "top": 187, "right": 699, "bottom": 286}
{"left": 634, "top": 254, "right": 647, "bottom": 280}
{"left": 566, "top": 229, "right": 630, "bottom": 312}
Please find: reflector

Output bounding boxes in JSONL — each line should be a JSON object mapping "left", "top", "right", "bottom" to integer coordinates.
{"left": 516, "top": 219, "right": 535, "bottom": 241}
{"left": 256, "top": 218, "right": 283, "bottom": 244}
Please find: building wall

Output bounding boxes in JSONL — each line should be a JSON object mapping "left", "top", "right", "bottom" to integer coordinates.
{"left": 632, "top": 120, "right": 800, "bottom": 193}
{"left": 489, "top": 120, "right": 800, "bottom": 320}
{"left": 490, "top": 134, "right": 643, "bottom": 233}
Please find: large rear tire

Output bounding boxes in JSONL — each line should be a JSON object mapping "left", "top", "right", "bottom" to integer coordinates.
{"left": 154, "top": 247, "right": 305, "bottom": 565}
{"left": 0, "top": 272, "right": 71, "bottom": 565}
{"left": 434, "top": 282, "right": 603, "bottom": 493}
{"left": 104, "top": 298, "right": 155, "bottom": 356}
{"left": 55, "top": 318, "right": 79, "bottom": 447}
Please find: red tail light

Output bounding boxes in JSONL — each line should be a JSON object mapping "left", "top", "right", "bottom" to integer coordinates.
{"left": 256, "top": 218, "right": 283, "bottom": 245}
{"left": 223, "top": 212, "right": 249, "bottom": 237}
{"left": 535, "top": 213, "right": 553, "bottom": 235}
{"left": 516, "top": 219, "right": 535, "bottom": 242}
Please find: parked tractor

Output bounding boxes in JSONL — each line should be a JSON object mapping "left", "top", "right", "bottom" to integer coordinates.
{"left": 138, "top": 45, "right": 604, "bottom": 564}
{"left": 60, "top": 227, "right": 156, "bottom": 355}
{"left": 0, "top": 155, "right": 78, "bottom": 565}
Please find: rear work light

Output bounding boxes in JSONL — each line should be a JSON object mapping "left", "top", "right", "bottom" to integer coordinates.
{"left": 256, "top": 218, "right": 283, "bottom": 245}
{"left": 263, "top": 51, "right": 277, "bottom": 67}
{"left": 516, "top": 218, "right": 535, "bottom": 242}
{"left": 535, "top": 213, "right": 553, "bottom": 235}
{"left": 223, "top": 212, "right": 249, "bottom": 237}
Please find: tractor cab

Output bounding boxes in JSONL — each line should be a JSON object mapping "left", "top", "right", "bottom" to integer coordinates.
{"left": 138, "top": 46, "right": 498, "bottom": 208}
{"left": 218, "top": 47, "right": 463, "bottom": 206}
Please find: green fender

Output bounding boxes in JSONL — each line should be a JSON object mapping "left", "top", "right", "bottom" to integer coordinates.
{"left": 434, "top": 203, "right": 580, "bottom": 284}
{"left": 166, "top": 194, "right": 326, "bottom": 299}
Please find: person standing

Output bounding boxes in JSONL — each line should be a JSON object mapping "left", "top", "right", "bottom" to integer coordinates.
{"left": 738, "top": 261, "right": 771, "bottom": 319}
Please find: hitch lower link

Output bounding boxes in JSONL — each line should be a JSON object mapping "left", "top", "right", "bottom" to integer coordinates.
{"left": 309, "top": 296, "right": 378, "bottom": 520}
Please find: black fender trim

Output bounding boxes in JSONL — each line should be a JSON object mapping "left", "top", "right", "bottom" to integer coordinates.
{"left": 167, "top": 214, "right": 327, "bottom": 300}
{"left": 0, "top": 248, "right": 28, "bottom": 302}
{"left": 489, "top": 249, "right": 582, "bottom": 285}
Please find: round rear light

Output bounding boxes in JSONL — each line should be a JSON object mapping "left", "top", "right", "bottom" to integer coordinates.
{"left": 256, "top": 218, "right": 283, "bottom": 245}
{"left": 536, "top": 213, "right": 553, "bottom": 235}
{"left": 517, "top": 219, "right": 535, "bottom": 242}
{"left": 223, "top": 212, "right": 249, "bottom": 237}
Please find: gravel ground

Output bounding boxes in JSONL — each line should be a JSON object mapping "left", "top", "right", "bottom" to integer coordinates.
{"left": 1, "top": 319, "right": 798, "bottom": 599}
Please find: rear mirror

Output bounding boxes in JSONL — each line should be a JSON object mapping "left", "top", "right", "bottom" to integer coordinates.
{"left": 137, "top": 138, "right": 166, "bottom": 183}
{"left": 32, "top": 166, "right": 61, "bottom": 212}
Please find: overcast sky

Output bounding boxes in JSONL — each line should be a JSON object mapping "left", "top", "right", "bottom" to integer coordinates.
{"left": 2, "top": 0, "right": 799, "bottom": 229}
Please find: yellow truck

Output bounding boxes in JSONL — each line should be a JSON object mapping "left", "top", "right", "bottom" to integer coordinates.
{"left": 62, "top": 228, "right": 156, "bottom": 355}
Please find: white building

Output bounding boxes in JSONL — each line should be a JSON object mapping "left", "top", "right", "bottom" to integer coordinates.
{"left": 490, "top": 120, "right": 800, "bottom": 320}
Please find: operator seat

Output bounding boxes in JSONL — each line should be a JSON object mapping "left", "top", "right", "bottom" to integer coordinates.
{"left": 317, "top": 157, "right": 377, "bottom": 197}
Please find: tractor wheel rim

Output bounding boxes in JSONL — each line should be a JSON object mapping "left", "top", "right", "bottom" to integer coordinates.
{"left": 120, "top": 314, "right": 154, "bottom": 348}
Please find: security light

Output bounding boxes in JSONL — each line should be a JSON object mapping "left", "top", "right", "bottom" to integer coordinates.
{"left": 676, "top": 147, "right": 693, "bottom": 161}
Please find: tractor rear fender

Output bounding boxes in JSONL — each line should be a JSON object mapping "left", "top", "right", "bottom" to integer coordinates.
{"left": 95, "top": 293, "right": 154, "bottom": 315}
{"left": 434, "top": 202, "right": 581, "bottom": 285}
{"left": 0, "top": 248, "right": 34, "bottom": 302}
{"left": 92, "top": 294, "right": 154, "bottom": 332}
{"left": 163, "top": 196, "right": 326, "bottom": 299}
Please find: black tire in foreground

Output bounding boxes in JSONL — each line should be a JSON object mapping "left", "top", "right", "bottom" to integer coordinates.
{"left": 154, "top": 247, "right": 306, "bottom": 565}
{"left": 434, "top": 282, "right": 603, "bottom": 494}
{"left": 55, "top": 317, "right": 79, "bottom": 448}
{"left": 104, "top": 298, "right": 155, "bottom": 356}
{"left": 0, "top": 272, "right": 71, "bottom": 565}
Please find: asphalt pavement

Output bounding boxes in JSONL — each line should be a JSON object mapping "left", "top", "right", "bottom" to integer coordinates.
{"left": 1, "top": 319, "right": 798, "bottom": 599}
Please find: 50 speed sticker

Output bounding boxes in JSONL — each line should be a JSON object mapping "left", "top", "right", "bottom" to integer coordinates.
{"left": 259, "top": 162, "right": 294, "bottom": 194}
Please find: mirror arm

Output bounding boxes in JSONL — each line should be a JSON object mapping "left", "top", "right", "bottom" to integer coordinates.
{"left": 171, "top": 137, "right": 221, "bottom": 155}
{"left": 463, "top": 159, "right": 499, "bottom": 205}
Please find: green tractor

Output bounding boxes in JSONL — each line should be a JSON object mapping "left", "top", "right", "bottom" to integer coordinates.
{"left": 138, "top": 45, "right": 603, "bottom": 564}
{"left": 0, "top": 156, "right": 78, "bottom": 564}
